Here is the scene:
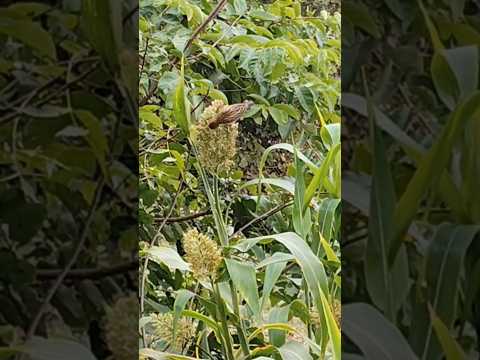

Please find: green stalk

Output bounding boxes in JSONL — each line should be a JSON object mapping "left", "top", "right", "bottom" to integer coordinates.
{"left": 212, "top": 281, "right": 235, "bottom": 360}
{"left": 192, "top": 143, "right": 228, "bottom": 245}
{"left": 303, "top": 280, "right": 313, "bottom": 339}
{"left": 230, "top": 280, "right": 250, "bottom": 357}
{"left": 212, "top": 175, "right": 228, "bottom": 244}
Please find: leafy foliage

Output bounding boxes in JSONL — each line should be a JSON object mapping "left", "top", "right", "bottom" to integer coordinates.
{"left": 139, "top": 0, "right": 340, "bottom": 359}
{"left": 343, "top": 0, "right": 480, "bottom": 358}
{"left": 0, "top": 1, "right": 137, "bottom": 358}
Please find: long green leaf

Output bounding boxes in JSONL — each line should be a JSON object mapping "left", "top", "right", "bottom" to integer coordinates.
{"left": 225, "top": 259, "right": 261, "bottom": 320}
{"left": 304, "top": 143, "right": 340, "bottom": 206}
{"left": 236, "top": 232, "right": 340, "bottom": 359}
{"left": 428, "top": 305, "right": 467, "bottom": 360}
{"left": 173, "top": 57, "right": 191, "bottom": 135}
{"left": 410, "top": 224, "right": 480, "bottom": 359}
{"left": 342, "top": 303, "right": 417, "bottom": 359}
{"left": 389, "top": 92, "right": 480, "bottom": 264}
{"left": 147, "top": 246, "right": 191, "bottom": 272}
{"left": 172, "top": 290, "right": 195, "bottom": 344}
{"left": 278, "top": 341, "right": 312, "bottom": 360}
{"left": 261, "top": 261, "right": 287, "bottom": 313}
{"left": 363, "top": 77, "right": 409, "bottom": 319}
{"left": 0, "top": 18, "right": 56, "bottom": 60}
{"left": 82, "top": 0, "right": 121, "bottom": 71}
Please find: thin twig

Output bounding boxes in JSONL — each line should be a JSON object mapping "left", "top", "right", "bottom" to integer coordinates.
{"left": 123, "top": 5, "right": 139, "bottom": 24}
{"left": 184, "top": 0, "right": 229, "bottom": 53}
{"left": 140, "top": 37, "right": 150, "bottom": 79}
{"left": 25, "top": 176, "right": 105, "bottom": 340}
{"left": 36, "top": 260, "right": 138, "bottom": 280}
{"left": 140, "top": 152, "right": 190, "bottom": 346}
{"left": 0, "top": 62, "right": 99, "bottom": 125}
{"left": 229, "top": 200, "right": 294, "bottom": 240}
{"left": 155, "top": 209, "right": 211, "bottom": 223}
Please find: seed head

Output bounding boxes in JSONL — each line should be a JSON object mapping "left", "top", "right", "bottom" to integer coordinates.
{"left": 333, "top": 299, "right": 341, "bottom": 327}
{"left": 104, "top": 294, "right": 139, "bottom": 360}
{"left": 151, "top": 312, "right": 195, "bottom": 353}
{"left": 191, "top": 101, "right": 238, "bottom": 174}
{"left": 183, "top": 229, "right": 222, "bottom": 280}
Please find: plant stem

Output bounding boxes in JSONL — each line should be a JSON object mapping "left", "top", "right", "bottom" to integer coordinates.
{"left": 212, "top": 281, "right": 235, "bottom": 360}
{"left": 229, "top": 280, "right": 250, "bottom": 357}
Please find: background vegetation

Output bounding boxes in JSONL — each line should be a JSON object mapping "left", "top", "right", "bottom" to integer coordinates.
{"left": 342, "top": 0, "right": 480, "bottom": 358}
{"left": 139, "top": 0, "right": 341, "bottom": 359}
{"left": 0, "top": 1, "right": 137, "bottom": 359}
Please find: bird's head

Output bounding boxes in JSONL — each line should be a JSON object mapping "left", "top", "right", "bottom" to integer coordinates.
{"left": 243, "top": 100, "right": 255, "bottom": 109}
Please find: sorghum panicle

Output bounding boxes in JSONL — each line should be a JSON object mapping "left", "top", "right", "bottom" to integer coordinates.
{"left": 191, "top": 100, "right": 238, "bottom": 174}
{"left": 104, "top": 294, "right": 138, "bottom": 360}
{"left": 183, "top": 228, "right": 222, "bottom": 280}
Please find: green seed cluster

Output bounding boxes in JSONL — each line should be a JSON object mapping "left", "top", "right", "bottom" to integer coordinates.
{"left": 104, "top": 294, "right": 139, "bottom": 360}
{"left": 151, "top": 312, "right": 195, "bottom": 353}
{"left": 191, "top": 100, "right": 238, "bottom": 174}
{"left": 183, "top": 228, "right": 223, "bottom": 280}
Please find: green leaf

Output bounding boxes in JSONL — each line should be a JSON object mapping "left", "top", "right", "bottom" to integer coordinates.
{"left": 292, "top": 153, "right": 310, "bottom": 239}
{"left": 238, "top": 232, "right": 339, "bottom": 359}
{"left": 182, "top": 310, "right": 220, "bottom": 338}
{"left": 272, "top": 104, "right": 301, "bottom": 120}
{"left": 320, "top": 235, "right": 339, "bottom": 264}
{"left": 343, "top": 303, "right": 417, "bottom": 359}
{"left": 343, "top": 1, "right": 381, "bottom": 38}
{"left": 363, "top": 82, "right": 409, "bottom": 319}
{"left": 263, "top": 40, "right": 303, "bottom": 65}
{"left": 248, "top": 93, "right": 270, "bottom": 106}
{"left": 442, "top": 46, "right": 479, "bottom": 101}
{"left": 418, "top": 0, "right": 443, "bottom": 51}
{"left": 269, "top": 106, "right": 288, "bottom": 125}
{"left": 317, "top": 198, "right": 340, "bottom": 244}
{"left": 82, "top": 0, "right": 121, "bottom": 71}
{"left": 241, "top": 178, "right": 295, "bottom": 195}
{"left": 0, "top": 18, "right": 56, "bottom": 59}
{"left": 428, "top": 305, "right": 467, "bottom": 360}
{"left": 225, "top": 259, "right": 261, "bottom": 320}
{"left": 19, "top": 337, "right": 97, "bottom": 360}
{"left": 173, "top": 57, "right": 191, "bottom": 135}
{"left": 431, "top": 52, "right": 458, "bottom": 110}
{"left": 172, "top": 290, "right": 195, "bottom": 344}
{"left": 233, "top": 0, "right": 247, "bottom": 15}
{"left": 304, "top": 144, "right": 340, "bottom": 206}
{"left": 268, "top": 306, "right": 290, "bottom": 347}
{"left": 320, "top": 123, "right": 341, "bottom": 148}
{"left": 410, "top": 224, "right": 480, "bottom": 359}
{"left": 389, "top": 92, "right": 480, "bottom": 264}
{"left": 140, "top": 348, "right": 207, "bottom": 360}
{"left": 250, "top": 10, "right": 280, "bottom": 21}
{"left": 75, "top": 110, "right": 109, "bottom": 177}
{"left": 259, "top": 143, "right": 317, "bottom": 175}
{"left": 147, "top": 246, "right": 191, "bottom": 272}
{"left": 295, "top": 86, "right": 315, "bottom": 113}
{"left": 278, "top": 341, "right": 312, "bottom": 360}
{"left": 261, "top": 261, "right": 287, "bottom": 313}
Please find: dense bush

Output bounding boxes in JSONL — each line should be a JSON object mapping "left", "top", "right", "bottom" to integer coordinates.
{"left": 139, "top": 0, "right": 341, "bottom": 359}
{"left": 342, "top": 0, "right": 480, "bottom": 358}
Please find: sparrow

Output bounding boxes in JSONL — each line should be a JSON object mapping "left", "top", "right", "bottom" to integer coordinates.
{"left": 208, "top": 100, "right": 254, "bottom": 129}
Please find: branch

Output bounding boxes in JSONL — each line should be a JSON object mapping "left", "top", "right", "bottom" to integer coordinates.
{"left": 0, "top": 62, "right": 99, "bottom": 125}
{"left": 184, "top": 0, "right": 229, "bottom": 52}
{"left": 140, "top": 37, "right": 150, "bottom": 79}
{"left": 123, "top": 5, "right": 139, "bottom": 24}
{"left": 229, "top": 201, "right": 294, "bottom": 240}
{"left": 155, "top": 209, "right": 211, "bottom": 223}
{"left": 36, "top": 260, "right": 138, "bottom": 280}
{"left": 25, "top": 177, "right": 105, "bottom": 340}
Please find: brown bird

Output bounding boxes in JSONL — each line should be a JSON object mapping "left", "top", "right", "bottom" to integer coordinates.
{"left": 208, "top": 100, "right": 254, "bottom": 129}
